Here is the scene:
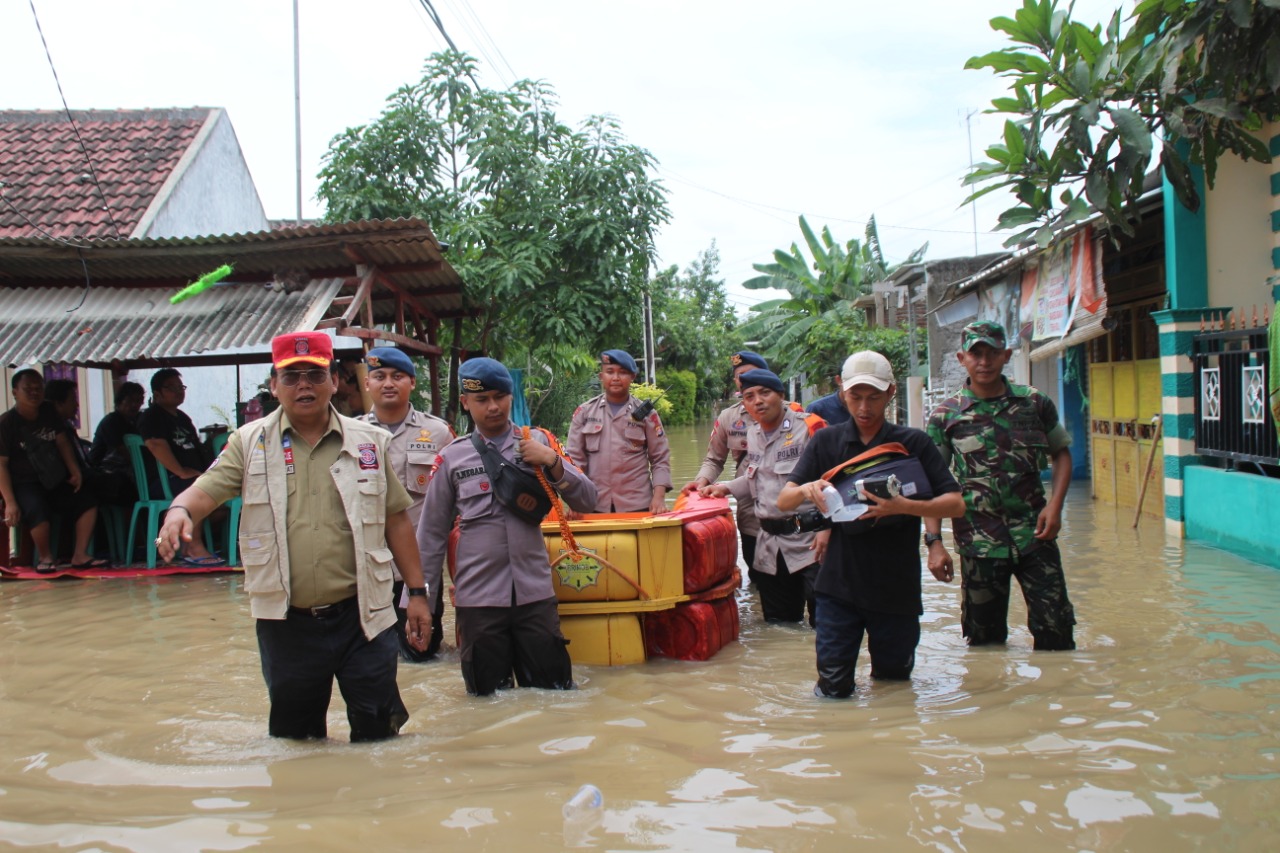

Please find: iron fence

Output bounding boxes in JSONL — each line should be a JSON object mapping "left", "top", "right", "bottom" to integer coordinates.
{"left": 1192, "top": 325, "right": 1279, "bottom": 465}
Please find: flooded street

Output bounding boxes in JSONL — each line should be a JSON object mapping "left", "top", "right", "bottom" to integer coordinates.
{"left": 2, "top": 422, "right": 1279, "bottom": 850}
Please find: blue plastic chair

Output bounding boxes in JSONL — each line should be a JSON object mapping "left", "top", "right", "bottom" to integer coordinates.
{"left": 209, "top": 432, "right": 242, "bottom": 566}
{"left": 122, "top": 434, "right": 214, "bottom": 568}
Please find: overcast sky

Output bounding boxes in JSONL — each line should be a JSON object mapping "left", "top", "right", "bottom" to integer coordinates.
{"left": 2, "top": 0, "right": 1129, "bottom": 312}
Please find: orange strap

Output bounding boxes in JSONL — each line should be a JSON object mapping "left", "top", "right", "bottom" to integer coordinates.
{"left": 819, "top": 441, "right": 912, "bottom": 482}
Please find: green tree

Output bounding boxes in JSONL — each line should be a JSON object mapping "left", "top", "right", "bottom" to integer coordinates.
{"left": 649, "top": 243, "right": 745, "bottom": 413}
{"left": 740, "top": 216, "right": 925, "bottom": 380}
{"left": 655, "top": 367, "right": 698, "bottom": 425}
{"left": 317, "top": 51, "right": 669, "bottom": 416}
{"left": 964, "top": 0, "right": 1280, "bottom": 247}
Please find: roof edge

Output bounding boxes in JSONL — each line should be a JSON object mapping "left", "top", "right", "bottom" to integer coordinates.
{"left": 130, "top": 108, "right": 224, "bottom": 238}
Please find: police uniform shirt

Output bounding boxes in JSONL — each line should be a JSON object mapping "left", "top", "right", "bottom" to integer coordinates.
{"left": 787, "top": 419, "right": 960, "bottom": 616}
{"left": 695, "top": 401, "right": 759, "bottom": 536}
{"left": 360, "top": 407, "right": 454, "bottom": 528}
{"left": 725, "top": 408, "right": 822, "bottom": 574}
{"left": 415, "top": 423, "right": 597, "bottom": 608}
{"left": 196, "top": 408, "right": 412, "bottom": 608}
{"left": 566, "top": 394, "right": 672, "bottom": 512}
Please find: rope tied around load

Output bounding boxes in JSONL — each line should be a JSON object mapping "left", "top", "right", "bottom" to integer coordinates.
{"left": 523, "top": 425, "right": 652, "bottom": 600}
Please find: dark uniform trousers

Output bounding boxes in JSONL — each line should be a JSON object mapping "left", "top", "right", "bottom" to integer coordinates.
{"left": 959, "top": 539, "right": 1076, "bottom": 650}
{"left": 256, "top": 598, "right": 408, "bottom": 741}
{"left": 754, "top": 551, "right": 817, "bottom": 625}
{"left": 813, "top": 594, "right": 920, "bottom": 698}
{"left": 456, "top": 596, "right": 573, "bottom": 696}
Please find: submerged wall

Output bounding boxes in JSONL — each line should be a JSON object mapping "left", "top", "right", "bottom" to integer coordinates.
{"left": 1184, "top": 466, "right": 1280, "bottom": 569}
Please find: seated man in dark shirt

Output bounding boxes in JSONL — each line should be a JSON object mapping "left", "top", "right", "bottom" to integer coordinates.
{"left": 137, "top": 369, "right": 221, "bottom": 565}
{"left": 0, "top": 369, "right": 104, "bottom": 571}
{"left": 89, "top": 381, "right": 145, "bottom": 506}
{"left": 779, "top": 351, "right": 964, "bottom": 698}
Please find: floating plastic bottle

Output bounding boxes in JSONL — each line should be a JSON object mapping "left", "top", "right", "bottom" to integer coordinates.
{"left": 562, "top": 784, "right": 603, "bottom": 820}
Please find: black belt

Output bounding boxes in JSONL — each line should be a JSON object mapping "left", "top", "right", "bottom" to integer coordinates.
{"left": 760, "top": 511, "right": 831, "bottom": 536}
{"left": 288, "top": 596, "right": 356, "bottom": 618}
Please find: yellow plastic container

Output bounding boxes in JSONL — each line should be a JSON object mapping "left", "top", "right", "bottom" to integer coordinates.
{"left": 560, "top": 613, "right": 646, "bottom": 666}
{"left": 544, "top": 515, "right": 685, "bottom": 603}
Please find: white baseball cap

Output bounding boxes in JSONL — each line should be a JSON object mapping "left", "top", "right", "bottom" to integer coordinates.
{"left": 841, "top": 351, "right": 895, "bottom": 391}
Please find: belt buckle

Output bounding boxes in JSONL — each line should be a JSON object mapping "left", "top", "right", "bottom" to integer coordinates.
{"left": 788, "top": 515, "right": 803, "bottom": 534}
{"left": 308, "top": 603, "right": 334, "bottom": 617}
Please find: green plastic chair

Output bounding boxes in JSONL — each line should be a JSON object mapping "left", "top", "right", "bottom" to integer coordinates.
{"left": 209, "top": 432, "right": 242, "bottom": 566}
{"left": 122, "top": 434, "right": 214, "bottom": 568}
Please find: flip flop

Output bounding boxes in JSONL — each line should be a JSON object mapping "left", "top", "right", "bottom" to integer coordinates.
{"left": 181, "top": 555, "right": 226, "bottom": 567}
{"left": 35, "top": 561, "right": 57, "bottom": 574}
{"left": 70, "top": 558, "right": 112, "bottom": 570}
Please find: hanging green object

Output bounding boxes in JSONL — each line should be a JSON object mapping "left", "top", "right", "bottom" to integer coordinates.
{"left": 170, "top": 264, "right": 234, "bottom": 304}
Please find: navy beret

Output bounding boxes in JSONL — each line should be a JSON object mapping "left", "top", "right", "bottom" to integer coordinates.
{"left": 738, "top": 368, "right": 784, "bottom": 394}
{"left": 364, "top": 347, "right": 416, "bottom": 377}
{"left": 731, "top": 351, "right": 769, "bottom": 371}
{"left": 600, "top": 349, "right": 638, "bottom": 374}
{"left": 459, "top": 357, "right": 513, "bottom": 394}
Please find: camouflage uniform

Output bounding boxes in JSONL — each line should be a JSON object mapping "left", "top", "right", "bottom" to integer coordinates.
{"left": 927, "top": 377, "right": 1076, "bottom": 650}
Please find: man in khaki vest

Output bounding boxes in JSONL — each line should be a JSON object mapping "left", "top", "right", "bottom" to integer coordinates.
{"left": 158, "top": 331, "right": 431, "bottom": 742}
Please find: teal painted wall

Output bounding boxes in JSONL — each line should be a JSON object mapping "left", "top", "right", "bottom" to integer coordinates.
{"left": 1185, "top": 467, "right": 1280, "bottom": 568}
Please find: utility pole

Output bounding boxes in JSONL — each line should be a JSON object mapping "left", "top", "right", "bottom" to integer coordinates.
{"left": 642, "top": 289, "right": 656, "bottom": 384}
{"left": 293, "top": 0, "right": 303, "bottom": 226}
{"left": 963, "top": 108, "right": 980, "bottom": 256}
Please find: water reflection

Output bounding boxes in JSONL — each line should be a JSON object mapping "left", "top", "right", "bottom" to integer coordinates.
{"left": 0, "top": 421, "right": 1278, "bottom": 849}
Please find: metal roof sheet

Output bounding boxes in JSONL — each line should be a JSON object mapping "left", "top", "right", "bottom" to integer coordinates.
{"left": 0, "top": 277, "right": 343, "bottom": 369}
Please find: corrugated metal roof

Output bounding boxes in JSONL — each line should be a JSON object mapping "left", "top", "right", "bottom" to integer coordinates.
{"left": 0, "top": 277, "right": 342, "bottom": 369}
{"left": 0, "top": 219, "right": 472, "bottom": 367}
{"left": 0, "top": 218, "right": 466, "bottom": 321}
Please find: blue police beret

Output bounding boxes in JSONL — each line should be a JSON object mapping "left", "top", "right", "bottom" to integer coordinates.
{"left": 600, "top": 349, "right": 638, "bottom": 374}
{"left": 364, "top": 347, "right": 416, "bottom": 377}
{"left": 738, "top": 368, "right": 784, "bottom": 394}
{"left": 731, "top": 351, "right": 769, "bottom": 371}
{"left": 459, "top": 357, "right": 513, "bottom": 394}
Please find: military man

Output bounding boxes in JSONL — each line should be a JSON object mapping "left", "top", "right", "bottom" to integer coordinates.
{"left": 681, "top": 351, "right": 769, "bottom": 573}
{"left": 925, "top": 320, "right": 1076, "bottom": 651}
{"left": 359, "top": 346, "right": 455, "bottom": 661}
{"left": 566, "top": 349, "right": 671, "bottom": 514}
{"left": 779, "top": 351, "right": 963, "bottom": 698}
{"left": 700, "top": 368, "right": 827, "bottom": 624}
{"left": 158, "top": 331, "right": 431, "bottom": 741}
{"left": 416, "top": 357, "right": 598, "bottom": 696}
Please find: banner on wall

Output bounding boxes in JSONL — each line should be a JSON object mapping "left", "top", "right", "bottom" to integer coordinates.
{"left": 977, "top": 274, "right": 1022, "bottom": 348}
{"left": 1018, "top": 226, "right": 1102, "bottom": 343}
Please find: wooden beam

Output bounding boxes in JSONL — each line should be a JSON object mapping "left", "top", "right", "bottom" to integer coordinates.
{"left": 340, "top": 269, "right": 375, "bottom": 326}
{"left": 336, "top": 326, "right": 443, "bottom": 356}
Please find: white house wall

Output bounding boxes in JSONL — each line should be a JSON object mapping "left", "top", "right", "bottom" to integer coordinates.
{"left": 1204, "top": 150, "right": 1276, "bottom": 312}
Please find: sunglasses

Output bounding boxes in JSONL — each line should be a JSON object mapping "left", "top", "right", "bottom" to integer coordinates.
{"left": 278, "top": 368, "right": 332, "bottom": 387}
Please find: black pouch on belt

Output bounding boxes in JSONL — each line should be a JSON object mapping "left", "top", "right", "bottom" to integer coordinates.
{"left": 470, "top": 432, "right": 553, "bottom": 524}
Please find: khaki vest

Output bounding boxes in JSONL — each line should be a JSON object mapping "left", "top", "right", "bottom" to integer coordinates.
{"left": 237, "top": 409, "right": 396, "bottom": 640}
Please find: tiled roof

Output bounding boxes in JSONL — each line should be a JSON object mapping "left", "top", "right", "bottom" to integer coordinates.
{"left": 0, "top": 108, "right": 211, "bottom": 240}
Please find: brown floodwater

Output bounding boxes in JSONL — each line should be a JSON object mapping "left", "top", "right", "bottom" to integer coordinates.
{"left": 1, "top": 422, "right": 1278, "bottom": 851}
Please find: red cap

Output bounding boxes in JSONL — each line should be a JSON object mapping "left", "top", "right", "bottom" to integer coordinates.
{"left": 272, "top": 331, "right": 332, "bottom": 369}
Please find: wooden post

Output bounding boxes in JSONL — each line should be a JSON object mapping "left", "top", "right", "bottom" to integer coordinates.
{"left": 1133, "top": 415, "right": 1164, "bottom": 527}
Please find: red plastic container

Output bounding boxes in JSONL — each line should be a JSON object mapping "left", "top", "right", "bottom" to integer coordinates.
{"left": 644, "top": 570, "right": 742, "bottom": 661}
{"left": 678, "top": 508, "right": 738, "bottom": 594}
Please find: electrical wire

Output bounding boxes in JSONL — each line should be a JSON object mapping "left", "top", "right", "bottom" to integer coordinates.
{"left": 27, "top": 0, "right": 122, "bottom": 240}
{"left": 416, "top": 0, "right": 483, "bottom": 89}
{"left": 0, "top": 186, "right": 94, "bottom": 312}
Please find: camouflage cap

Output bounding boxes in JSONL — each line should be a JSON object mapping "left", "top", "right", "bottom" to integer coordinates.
{"left": 961, "top": 320, "right": 1008, "bottom": 352}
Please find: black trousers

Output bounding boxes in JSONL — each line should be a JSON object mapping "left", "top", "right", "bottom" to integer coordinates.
{"left": 755, "top": 549, "right": 817, "bottom": 625}
{"left": 392, "top": 580, "right": 445, "bottom": 662}
{"left": 456, "top": 596, "right": 573, "bottom": 696}
{"left": 256, "top": 599, "right": 407, "bottom": 741}
{"left": 813, "top": 593, "right": 920, "bottom": 698}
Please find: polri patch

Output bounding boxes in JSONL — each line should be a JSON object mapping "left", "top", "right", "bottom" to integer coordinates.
{"left": 358, "top": 443, "right": 379, "bottom": 470}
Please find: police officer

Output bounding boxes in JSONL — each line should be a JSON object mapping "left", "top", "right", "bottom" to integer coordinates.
{"left": 924, "top": 320, "right": 1076, "bottom": 651}
{"left": 158, "top": 331, "right": 431, "bottom": 741}
{"left": 416, "top": 357, "right": 597, "bottom": 696}
{"left": 681, "top": 351, "right": 768, "bottom": 574}
{"left": 360, "top": 346, "right": 455, "bottom": 661}
{"left": 700, "top": 369, "right": 827, "bottom": 624}
{"left": 566, "top": 349, "right": 672, "bottom": 514}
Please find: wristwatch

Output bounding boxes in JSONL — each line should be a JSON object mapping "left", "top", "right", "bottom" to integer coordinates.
{"left": 923, "top": 533, "right": 944, "bottom": 547}
{"left": 407, "top": 586, "right": 428, "bottom": 597}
